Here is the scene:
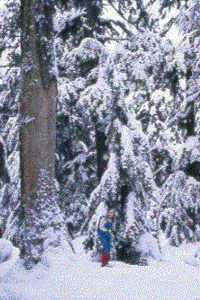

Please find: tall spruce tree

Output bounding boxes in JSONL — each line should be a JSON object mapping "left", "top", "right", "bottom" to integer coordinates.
{"left": 18, "top": 0, "right": 67, "bottom": 269}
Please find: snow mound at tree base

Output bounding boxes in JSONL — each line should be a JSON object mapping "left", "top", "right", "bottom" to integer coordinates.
{"left": 0, "top": 239, "right": 20, "bottom": 278}
{"left": 184, "top": 257, "right": 200, "bottom": 267}
{"left": 137, "top": 232, "right": 163, "bottom": 261}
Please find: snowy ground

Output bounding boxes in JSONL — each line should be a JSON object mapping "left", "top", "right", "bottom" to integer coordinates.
{"left": 1, "top": 236, "right": 200, "bottom": 300}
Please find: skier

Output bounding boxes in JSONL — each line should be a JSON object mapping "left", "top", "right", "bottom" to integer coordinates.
{"left": 98, "top": 209, "right": 116, "bottom": 267}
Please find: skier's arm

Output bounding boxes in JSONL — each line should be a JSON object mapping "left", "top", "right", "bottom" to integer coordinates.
{"left": 105, "top": 221, "right": 112, "bottom": 230}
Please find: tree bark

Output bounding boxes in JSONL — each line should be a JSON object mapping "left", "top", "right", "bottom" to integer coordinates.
{"left": 19, "top": 0, "right": 64, "bottom": 269}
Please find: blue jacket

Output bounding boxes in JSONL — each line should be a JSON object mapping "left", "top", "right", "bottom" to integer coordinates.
{"left": 98, "top": 216, "right": 113, "bottom": 254}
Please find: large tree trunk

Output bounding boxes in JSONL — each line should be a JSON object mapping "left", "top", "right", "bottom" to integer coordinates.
{"left": 19, "top": 0, "right": 65, "bottom": 269}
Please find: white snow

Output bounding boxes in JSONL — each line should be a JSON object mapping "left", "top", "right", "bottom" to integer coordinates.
{"left": 136, "top": 232, "right": 162, "bottom": 261}
{"left": 1, "top": 236, "right": 200, "bottom": 300}
{"left": 0, "top": 239, "right": 13, "bottom": 264}
{"left": 0, "top": 239, "right": 20, "bottom": 277}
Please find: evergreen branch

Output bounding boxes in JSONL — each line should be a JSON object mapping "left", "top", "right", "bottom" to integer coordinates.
{"left": 118, "top": 0, "right": 122, "bottom": 11}
{"left": 0, "top": 45, "right": 19, "bottom": 49}
{"left": 0, "top": 65, "right": 20, "bottom": 68}
{"left": 0, "top": 109, "right": 19, "bottom": 116}
{"left": 107, "top": 0, "right": 138, "bottom": 34}
{"left": 99, "top": 19, "right": 123, "bottom": 36}
{"left": 100, "top": 36, "right": 129, "bottom": 42}
{"left": 109, "top": 19, "right": 133, "bottom": 37}
{"left": 107, "top": 0, "right": 130, "bottom": 24}
{"left": 160, "top": 18, "right": 176, "bottom": 37}
{"left": 153, "top": 165, "right": 167, "bottom": 176}
{"left": 187, "top": 90, "right": 200, "bottom": 102}
{"left": 145, "top": 0, "right": 158, "bottom": 9}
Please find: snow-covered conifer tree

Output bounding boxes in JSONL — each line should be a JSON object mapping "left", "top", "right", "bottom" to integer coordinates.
{"left": 77, "top": 43, "right": 161, "bottom": 264}
{"left": 0, "top": 0, "right": 21, "bottom": 242}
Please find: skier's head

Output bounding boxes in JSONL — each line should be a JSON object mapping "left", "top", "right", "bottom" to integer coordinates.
{"left": 107, "top": 209, "right": 115, "bottom": 220}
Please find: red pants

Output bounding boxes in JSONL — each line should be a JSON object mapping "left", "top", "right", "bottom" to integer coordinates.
{"left": 101, "top": 253, "right": 110, "bottom": 266}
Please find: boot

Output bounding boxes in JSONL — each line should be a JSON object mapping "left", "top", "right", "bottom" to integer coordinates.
{"left": 101, "top": 253, "right": 107, "bottom": 266}
{"left": 101, "top": 253, "right": 110, "bottom": 267}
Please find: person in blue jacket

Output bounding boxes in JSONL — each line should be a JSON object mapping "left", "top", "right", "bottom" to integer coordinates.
{"left": 98, "top": 210, "right": 116, "bottom": 267}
